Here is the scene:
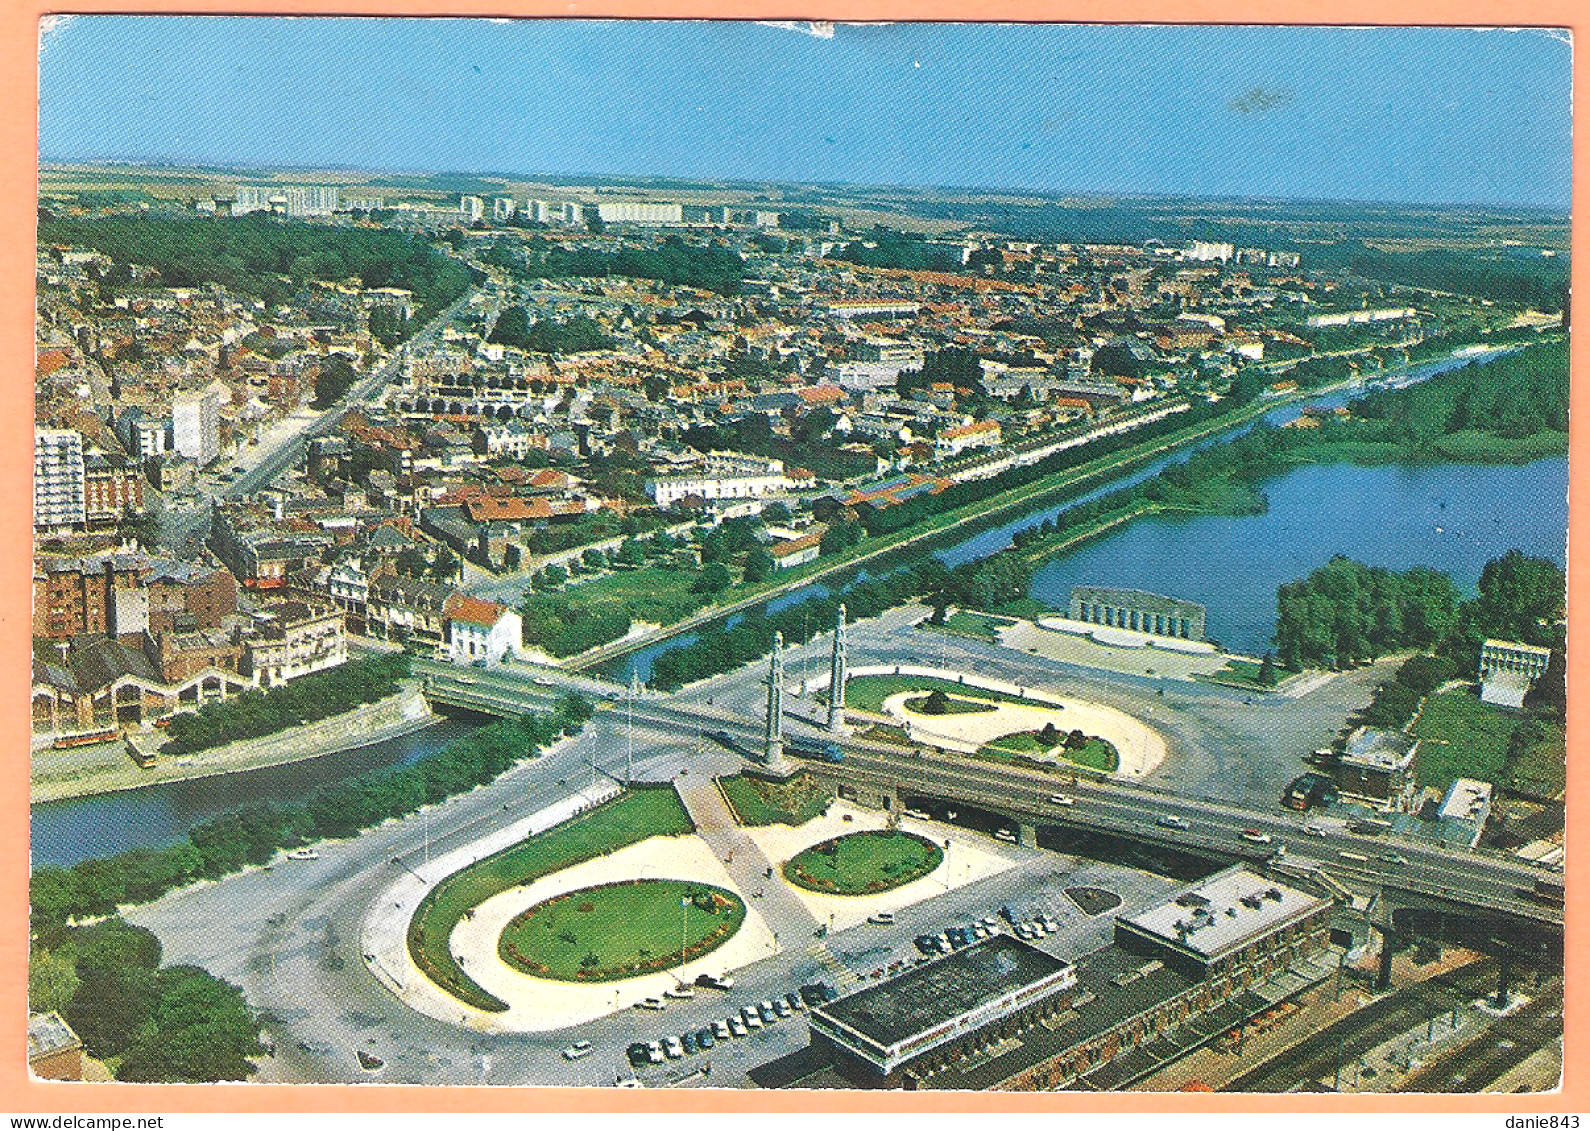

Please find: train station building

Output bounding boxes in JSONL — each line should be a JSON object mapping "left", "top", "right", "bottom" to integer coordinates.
{"left": 785, "top": 867, "right": 1338, "bottom": 1091}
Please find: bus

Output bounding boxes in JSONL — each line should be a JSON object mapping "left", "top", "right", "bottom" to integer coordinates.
{"left": 790, "top": 737, "right": 844, "bottom": 763}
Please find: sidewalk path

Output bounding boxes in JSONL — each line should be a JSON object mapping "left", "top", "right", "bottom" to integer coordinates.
{"left": 675, "top": 774, "right": 821, "bottom": 941}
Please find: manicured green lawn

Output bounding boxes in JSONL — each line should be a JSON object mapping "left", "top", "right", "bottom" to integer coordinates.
{"left": 408, "top": 787, "right": 694, "bottom": 1011}
{"left": 718, "top": 773, "right": 831, "bottom": 827}
{"left": 559, "top": 564, "right": 710, "bottom": 626}
{"left": 843, "top": 675, "right": 1036, "bottom": 715}
{"left": 921, "top": 611, "right": 1009, "bottom": 642}
{"left": 783, "top": 830, "right": 943, "bottom": 895}
{"left": 498, "top": 879, "right": 744, "bottom": 982}
{"left": 903, "top": 692, "right": 998, "bottom": 716}
{"left": 1411, "top": 690, "right": 1516, "bottom": 792}
{"left": 978, "top": 731, "right": 1119, "bottom": 773}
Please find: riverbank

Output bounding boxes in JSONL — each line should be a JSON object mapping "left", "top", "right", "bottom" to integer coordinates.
{"left": 30, "top": 684, "right": 436, "bottom": 805}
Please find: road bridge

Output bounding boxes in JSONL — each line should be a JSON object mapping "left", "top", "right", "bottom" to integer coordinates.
{"left": 415, "top": 660, "right": 1562, "bottom": 934}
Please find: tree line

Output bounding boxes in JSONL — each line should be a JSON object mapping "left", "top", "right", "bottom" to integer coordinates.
{"left": 488, "top": 307, "right": 614, "bottom": 354}
{"left": 160, "top": 653, "right": 412, "bottom": 756}
{"left": 32, "top": 694, "right": 594, "bottom": 935}
{"left": 480, "top": 233, "right": 746, "bottom": 295}
{"left": 39, "top": 213, "right": 475, "bottom": 320}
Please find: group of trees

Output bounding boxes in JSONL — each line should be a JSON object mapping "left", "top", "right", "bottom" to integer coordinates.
{"left": 1312, "top": 242, "right": 1569, "bottom": 314}
{"left": 680, "top": 412, "right": 876, "bottom": 482}
{"left": 31, "top": 920, "right": 265, "bottom": 1082}
{"left": 488, "top": 307, "right": 614, "bottom": 355}
{"left": 1274, "top": 550, "right": 1565, "bottom": 675}
{"left": 647, "top": 557, "right": 952, "bottom": 692}
{"left": 310, "top": 354, "right": 359, "bottom": 409}
{"left": 1349, "top": 341, "right": 1569, "bottom": 444}
{"left": 834, "top": 227, "right": 964, "bottom": 272}
{"left": 160, "top": 653, "right": 412, "bottom": 756}
{"left": 40, "top": 214, "right": 476, "bottom": 318}
{"left": 895, "top": 347, "right": 988, "bottom": 399}
{"left": 481, "top": 234, "right": 746, "bottom": 295}
{"left": 1355, "top": 654, "right": 1459, "bottom": 731}
{"left": 32, "top": 696, "right": 593, "bottom": 935}
{"left": 519, "top": 594, "right": 634, "bottom": 657}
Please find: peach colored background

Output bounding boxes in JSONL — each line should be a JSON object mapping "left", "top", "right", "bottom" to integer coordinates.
{"left": 2, "top": 0, "right": 1581, "bottom": 1112}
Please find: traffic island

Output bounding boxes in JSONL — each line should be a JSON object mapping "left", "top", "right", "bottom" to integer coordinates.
{"left": 783, "top": 830, "right": 943, "bottom": 896}
{"left": 498, "top": 879, "right": 745, "bottom": 981}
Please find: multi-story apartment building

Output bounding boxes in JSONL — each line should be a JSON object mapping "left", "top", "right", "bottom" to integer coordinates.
{"left": 34, "top": 429, "right": 86, "bottom": 531}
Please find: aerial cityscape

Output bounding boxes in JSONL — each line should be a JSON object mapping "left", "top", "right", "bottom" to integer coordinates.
{"left": 28, "top": 18, "right": 1569, "bottom": 1095}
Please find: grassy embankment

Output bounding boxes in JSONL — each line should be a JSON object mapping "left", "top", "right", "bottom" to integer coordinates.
{"left": 717, "top": 773, "right": 831, "bottom": 827}
{"left": 407, "top": 786, "right": 693, "bottom": 1012}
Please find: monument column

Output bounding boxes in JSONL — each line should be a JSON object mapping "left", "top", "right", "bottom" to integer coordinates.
{"left": 764, "top": 632, "right": 789, "bottom": 775}
{"left": 828, "top": 604, "right": 848, "bottom": 733}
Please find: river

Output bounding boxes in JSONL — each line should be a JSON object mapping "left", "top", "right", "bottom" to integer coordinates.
{"left": 39, "top": 349, "right": 1557, "bottom": 862}
{"left": 30, "top": 715, "right": 482, "bottom": 868}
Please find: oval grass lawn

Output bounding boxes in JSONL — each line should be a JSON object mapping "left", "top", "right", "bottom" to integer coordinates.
{"left": 783, "top": 830, "right": 943, "bottom": 896}
{"left": 498, "top": 879, "right": 744, "bottom": 982}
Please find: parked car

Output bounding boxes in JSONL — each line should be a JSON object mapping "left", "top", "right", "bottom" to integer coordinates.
{"left": 626, "top": 1043, "right": 649, "bottom": 1068}
{"left": 562, "top": 1040, "right": 593, "bottom": 1061}
{"left": 664, "top": 1036, "right": 684, "bottom": 1059}
{"left": 785, "top": 992, "right": 806, "bottom": 1013}
{"left": 1041, "top": 916, "right": 1059, "bottom": 933}
{"left": 635, "top": 997, "right": 666, "bottom": 1011}
{"left": 868, "top": 911, "right": 896, "bottom": 925}
{"left": 728, "top": 1018, "right": 748, "bottom": 1038}
{"left": 712, "top": 1020, "right": 732, "bottom": 1041}
{"left": 800, "top": 984, "right": 829, "bottom": 1006}
{"left": 774, "top": 999, "right": 793, "bottom": 1019}
{"left": 696, "top": 1027, "right": 716, "bottom": 1050}
{"left": 646, "top": 1041, "right": 664, "bottom": 1064}
{"left": 695, "top": 973, "right": 735, "bottom": 991}
{"left": 742, "top": 1008, "right": 763, "bottom": 1030}
{"left": 758, "top": 1001, "right": 777, "bottom": 1023}
{"left": 680, "top": 1032, "right": 696, "bottom": 1055}
{"left": 664, "top": 985, "right": 695, "bottom": 1000}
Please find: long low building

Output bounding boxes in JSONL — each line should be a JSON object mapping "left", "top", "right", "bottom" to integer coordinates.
{"left": 1068, "top": 585, "right": 1207, "bottom": 641}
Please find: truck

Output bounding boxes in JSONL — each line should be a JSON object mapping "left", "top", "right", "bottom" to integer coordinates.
{"left": 1283, "top": 773, "right": 1339, "bottom": 811}
{"left": 789, "top": 736, "right": 844, "bottom": 763}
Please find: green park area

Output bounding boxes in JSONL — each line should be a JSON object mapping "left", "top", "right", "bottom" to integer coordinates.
{"left": 408, "top": 787, "right": 694, "bottom": 1011}
{"left": 783, "top": 830, "right": 943, "bottom": 895}
{"left": 1412, "top": 689, "right": 1565, "bottom": 798}
{"left": 498, "top": 879, "right": 745, "bottom": 982}
{"left": 978, "top": 729, "right": 1119, "bottom": 773}
{"left": 842, "top": 674, "right": 1035, "bottom": 715}
{"left": 904, "top": 690, "right": 997, "bottom": 715}
{"left": 718, "top": 773, "right": 831, "bottom": 827}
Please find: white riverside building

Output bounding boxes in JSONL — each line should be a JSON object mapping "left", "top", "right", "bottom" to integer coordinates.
{"left": 644, "top": 454, "right": 792, "bottom": 508}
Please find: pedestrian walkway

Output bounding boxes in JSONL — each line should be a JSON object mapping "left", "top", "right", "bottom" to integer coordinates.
{"left": 675, "top": 774, "right": 821, "bottom": 942}
{"left": 806, "top": 941, "right": 861, "bottom": 987}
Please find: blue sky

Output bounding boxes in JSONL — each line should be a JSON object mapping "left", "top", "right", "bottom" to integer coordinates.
{"left": 38, "top": 18, "right": 1572, "bottom": 209}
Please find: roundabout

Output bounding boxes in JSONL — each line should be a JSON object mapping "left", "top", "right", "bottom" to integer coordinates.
{"left": 783, "top": 830, "right": 943, "bottom": 896}
{"left": 498, "top": 879, "right": 745, "bottom": 982}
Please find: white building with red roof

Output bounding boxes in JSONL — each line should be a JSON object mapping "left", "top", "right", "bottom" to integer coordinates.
{"left": 444, "top": 594, "right": 522, "bottom": 665}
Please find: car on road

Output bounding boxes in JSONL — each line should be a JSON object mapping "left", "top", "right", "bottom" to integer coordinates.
{"left": 287, "top": 848, "right": 320, "bottom": 860}
{"left": 1240, "top": 829, "right": 1273, "bottom": 844}
{"left": 1048, "top": 794, "right": 1076, "bottom": 806}
{"left": 455, "top": 675, "right": 476, "bottom": 685}
{"left": 1303, "top": 823, "right": 1328, "bottom": 837}
{"left": 1157, "top": 814, "right": 1190, "bottom": 830}
{"left": 533, "top": 676, "right": 555, "bottom": 687}
{"left": 636, "top": 997, "right": 666, "bottom": 1011}
{"left": 562, "top": 1040, "right": 593, "bottom": 1061}
{"left": 728, "top": 1018, "right": 748, "bottom": 1038}
{"left": 868, "top": 911, "right": 895, "bottom": 925}
{"left": 664, "top": 1036, "right": 685, "bottom": 1059}
{"left": 626, "top": 1043, "right": 649, "bottom": 1068}
{"left": 1378, "top": 852, "right": 1411, "bottom": 866}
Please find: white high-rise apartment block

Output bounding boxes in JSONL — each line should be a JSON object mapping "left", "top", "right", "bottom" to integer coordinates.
{"left": 492, "top": 197, "right": 517, "bottom": 221}
{"left": 172, "top": 386, "right": 221, "bottom": 467}
{"left": 596, "top": 201, "right": 684, "bottom": 225}
{"left": 529, "top": 199, "right": 550, "bottom": 224}
{"left": 460, "top": 196, "right": 486, "bottom": 223}
{"left": 34, "top": 429, "right": 86, "bottom": 530}
{"left": 233, "top": 185, "right": 272, "bottom": 215}
{"left": 284, "top": 185, "right": 339, "bottom": 217}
